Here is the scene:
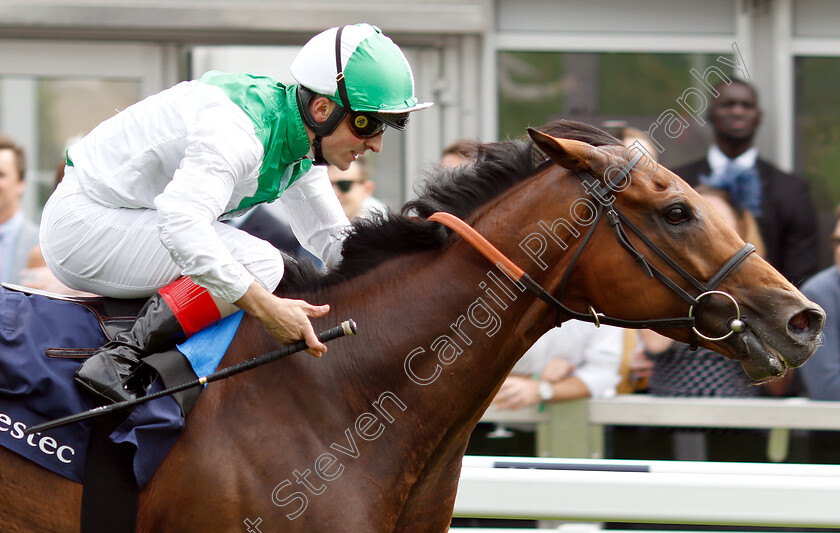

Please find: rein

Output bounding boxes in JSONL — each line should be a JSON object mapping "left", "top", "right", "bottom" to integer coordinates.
{"left": 428, "top": 154, "right": 754, "bottom": 344}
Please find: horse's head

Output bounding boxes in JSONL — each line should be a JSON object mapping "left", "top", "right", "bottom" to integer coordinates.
{"left": 527, "top": 127, "right": 824, "bottom": 382}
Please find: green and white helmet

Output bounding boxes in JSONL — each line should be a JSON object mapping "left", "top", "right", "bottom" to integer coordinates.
{"left": 291, "top": 23, "right": 433, "bottom": 131}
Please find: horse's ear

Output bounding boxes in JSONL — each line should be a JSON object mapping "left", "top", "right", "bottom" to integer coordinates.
{"left": 527, "top": 128, "right": 610, "bottom": 173}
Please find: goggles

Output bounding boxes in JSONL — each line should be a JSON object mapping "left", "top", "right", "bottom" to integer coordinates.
{"left": 348, "top": 111, "right": 387, "bottom": 138}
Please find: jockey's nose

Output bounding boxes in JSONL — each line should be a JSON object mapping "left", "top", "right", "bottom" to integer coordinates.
{"left": 365, "top": 134, "right": 383, "bottom": 153}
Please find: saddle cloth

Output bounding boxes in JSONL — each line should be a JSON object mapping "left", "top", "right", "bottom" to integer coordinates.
{"left": 0, "top": 287, "right": 239, "bottom": 488}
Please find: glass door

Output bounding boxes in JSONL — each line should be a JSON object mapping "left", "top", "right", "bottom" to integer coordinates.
{"left": 0, "top": 40, "right": 172, "bottom": 220}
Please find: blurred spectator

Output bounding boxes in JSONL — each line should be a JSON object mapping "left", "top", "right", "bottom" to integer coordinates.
{"left": 13, "top": 156, "right": 97, "bottom": 295}
{"left": 440, "top": 138, "right": 481, "bottom": 168}
{"left": 327, "top": 155, "right": 387, "bottom": 220}
{"left": 643, "top": 342, "right": 758, "bottom": 397}
{"left": 466, "top": 320, "right": 622, "bottom": 462}
{"left": 0, "top": 135, "right": 39, "bottom": 286}
{"left": 790, "top": 205, "right": 840, "bottom": 464}
{"left": 673, "top": 79, "right": 819, "bottom": 287}
{"left": 603, "top": 122, "right": 659, "bottom": 161}
{"left": 799, "top": 204, "right": 840, "bottom": 400}
{"left": 492, "top": 321, "right": 623, "bottom": 409}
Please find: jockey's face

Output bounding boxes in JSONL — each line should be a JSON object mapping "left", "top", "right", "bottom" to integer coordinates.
{"left": 320, "top": 114, "right": 383, "bottom": 171}
{"left": 0, "top": 148, "right": 25, "bottom": 224}
{"left": 306, "top": 96, "right": 383, "bottom": 171}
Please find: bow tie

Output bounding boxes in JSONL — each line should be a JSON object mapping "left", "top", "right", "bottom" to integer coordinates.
{"left": 700, "top": 163, "right": 762, "bottom": 217}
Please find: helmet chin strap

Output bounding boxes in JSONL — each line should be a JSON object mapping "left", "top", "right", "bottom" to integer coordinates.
{"left": 297, "top": 85, "right": 346, "bottom": 166}
{"left": 297, "top": 26, "right": 357, "bottom": 167}
{"left": 312, "top": 135, "right": 327, "bottom": 166}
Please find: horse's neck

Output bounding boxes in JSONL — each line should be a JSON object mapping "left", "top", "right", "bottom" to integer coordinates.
{"left": 317, "top": 171, "right": 582, "bottom": 430}
{"left": 210, "top": 168, "right": 582, "bottom": 505}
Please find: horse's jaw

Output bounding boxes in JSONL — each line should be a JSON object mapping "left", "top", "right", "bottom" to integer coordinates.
{"left": 736, "top": 329, "right": 793, "bottom": 382}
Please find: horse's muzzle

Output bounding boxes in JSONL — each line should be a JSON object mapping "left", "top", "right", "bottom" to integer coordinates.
{"left": 736, "top": 304, "right": 825, "bottom": 381}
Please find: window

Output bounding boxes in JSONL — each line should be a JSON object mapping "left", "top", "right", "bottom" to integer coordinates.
{"left": 497, "top": 51, "right": 726, "bottom": 168}
{"left": 0, "top": 41, "right": 167, "bottom": 220}
{"left": 795, "top": 57, "right": 840, "bottom": 212}
{"left": 794, "top": 56, "right": 840, "bottom": 267}
{"left": 36, "top": 78, "right": 141, "bottom": 205}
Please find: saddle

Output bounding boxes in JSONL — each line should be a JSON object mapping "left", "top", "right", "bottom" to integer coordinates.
{"left": 1, "top": 283, "right": 146, "bottom": 358}
{"left": 1, "top": 282, "right": 202, "bottom": 416}
{"left": 0, "top": 283, "right": 185, "bottom": 533}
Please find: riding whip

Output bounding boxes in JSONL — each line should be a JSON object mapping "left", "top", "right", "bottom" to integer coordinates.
{"left": 24, "top": 319, "right": 357, "bottom": 435}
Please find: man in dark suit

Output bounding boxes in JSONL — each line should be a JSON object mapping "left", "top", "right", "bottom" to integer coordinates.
{"left": 673, "top": 79, "right": 819, "bottom": 287}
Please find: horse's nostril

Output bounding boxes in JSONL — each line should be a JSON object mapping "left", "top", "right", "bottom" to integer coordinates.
{"left": 789, "top": 310, "right": 811, "bottom": 332}
{"left": 788, "top": 308, "right": 825, "bottom": 337}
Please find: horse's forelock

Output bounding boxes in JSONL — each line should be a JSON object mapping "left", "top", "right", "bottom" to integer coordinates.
{"left": 536, "top": 120, "right": 622, "bottom": 149}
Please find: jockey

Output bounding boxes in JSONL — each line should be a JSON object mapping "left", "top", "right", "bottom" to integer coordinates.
{"left": 39, "top": 23, "right": 432, "bottom": 404}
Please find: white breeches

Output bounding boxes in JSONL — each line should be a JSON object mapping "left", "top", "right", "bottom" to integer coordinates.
{"left": 40, "top": 177, "right": 284, "bottom": 299}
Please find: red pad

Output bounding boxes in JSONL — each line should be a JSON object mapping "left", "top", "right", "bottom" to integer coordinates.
{"left": 159, "top": 277, "right": 222, "bottom": 337}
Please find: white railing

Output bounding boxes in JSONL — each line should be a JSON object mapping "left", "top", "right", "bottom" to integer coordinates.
{"left": 480, "top": 395, "right": 840, "bottom": 460}
{"left": 453, "top": 455, "right": 840, "bottom": 527}
{"left": 461, "top": 397, "right": 840, "bottom": 527}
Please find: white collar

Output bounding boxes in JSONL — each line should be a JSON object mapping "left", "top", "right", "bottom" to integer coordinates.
{"left": 707, "top": 144, "right": 759, "bottom": 175}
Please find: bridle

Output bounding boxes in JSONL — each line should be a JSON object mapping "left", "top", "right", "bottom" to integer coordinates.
{"left": 429, "top": 151, "right": 755, "bottom": 346}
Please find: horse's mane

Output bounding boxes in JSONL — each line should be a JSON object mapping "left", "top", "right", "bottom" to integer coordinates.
{"left": 277, "top": 120, "right": 620, "bottom": 294}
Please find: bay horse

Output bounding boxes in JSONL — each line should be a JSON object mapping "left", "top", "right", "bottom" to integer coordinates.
{"left": 1, "top": 120, "right": 823, "bottom": 532}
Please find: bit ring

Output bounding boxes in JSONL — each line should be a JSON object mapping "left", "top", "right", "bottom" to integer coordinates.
{"left": 688, "top": 290, "right": 743, "bottom": 342}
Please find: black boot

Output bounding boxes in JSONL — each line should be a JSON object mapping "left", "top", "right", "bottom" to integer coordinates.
{"left": 75, "top": 294, "right": 185, "bottom": 403}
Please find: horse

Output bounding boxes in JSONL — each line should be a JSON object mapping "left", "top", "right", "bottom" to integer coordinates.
{"left": 0, "top": 120, "right": 823, "bottom": 532}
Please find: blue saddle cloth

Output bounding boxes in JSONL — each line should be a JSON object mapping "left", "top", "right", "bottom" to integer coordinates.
{"left": 0, "top": 288, "right": 237, "bottom": 488}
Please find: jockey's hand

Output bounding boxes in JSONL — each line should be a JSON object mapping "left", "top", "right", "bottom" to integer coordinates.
{"left": 235, "top": 282, "right": 331, "bottom": 357}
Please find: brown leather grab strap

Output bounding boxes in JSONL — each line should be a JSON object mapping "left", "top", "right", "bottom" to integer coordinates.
{"left": 428, "top": 212, "right": 525, "bottom": 280}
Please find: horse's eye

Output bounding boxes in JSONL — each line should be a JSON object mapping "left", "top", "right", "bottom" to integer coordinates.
{"left": 665, "top": 206, "right": 689, "bottom": 225}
